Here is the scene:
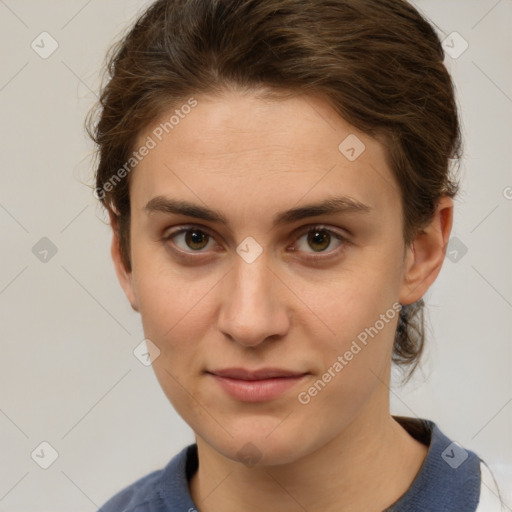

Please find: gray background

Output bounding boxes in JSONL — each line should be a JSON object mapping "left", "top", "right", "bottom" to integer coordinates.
{"left": 1, "top": 0, "right": 511, "bottom": 510}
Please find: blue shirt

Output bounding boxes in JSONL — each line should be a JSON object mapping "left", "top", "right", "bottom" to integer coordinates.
{"left": 98, "top": 417, "right": 498, "bottom": 511}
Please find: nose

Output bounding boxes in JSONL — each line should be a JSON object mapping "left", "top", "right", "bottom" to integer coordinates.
{"left": 217, "top": 253, "right": 290, "bottom": 347}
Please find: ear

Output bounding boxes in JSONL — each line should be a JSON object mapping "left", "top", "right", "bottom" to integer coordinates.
{"left": 109, "top": 211, "right": 139, "bottom": 312}
{"left": 399, "top": 196, "right": 454, "bottom": 305}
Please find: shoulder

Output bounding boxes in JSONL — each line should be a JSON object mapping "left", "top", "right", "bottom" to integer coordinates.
{"left": 389, "top": 417, "right": 504, "bottom": 511}
{"left": 97, "top": 444, "right": 198, "bottom": 512}
{"left": 97, "top": 468, "right": 164, "bottom": 512}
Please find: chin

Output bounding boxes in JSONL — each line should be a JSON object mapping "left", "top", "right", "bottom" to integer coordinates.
{"left": 202, "top": 422, "right": 312, "bottom": 468}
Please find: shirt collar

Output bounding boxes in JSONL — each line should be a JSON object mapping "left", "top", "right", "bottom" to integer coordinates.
{"left": 161, "top": 417, "right": 481, "bottom": 511}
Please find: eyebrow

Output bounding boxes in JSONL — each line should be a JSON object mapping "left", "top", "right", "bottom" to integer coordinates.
{"left": 144, "top": 195, "right": 371, "bottom": 229}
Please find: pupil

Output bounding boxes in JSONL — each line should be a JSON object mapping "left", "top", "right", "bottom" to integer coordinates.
{"left": 186, "top": 230, "right": 208, "bottom": 250}
{"left": 308, "top": 230, "right": 330, "bottom": 252}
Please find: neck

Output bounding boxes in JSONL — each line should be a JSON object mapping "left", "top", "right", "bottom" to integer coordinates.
{"left": 189, "top": 405, "right": 428, "bottom": 512}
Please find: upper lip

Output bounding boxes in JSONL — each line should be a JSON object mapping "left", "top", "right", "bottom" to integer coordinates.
{"left": 208, "top": 367, "right": 307, "bottom": 380}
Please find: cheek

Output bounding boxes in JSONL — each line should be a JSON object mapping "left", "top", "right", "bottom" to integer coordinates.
{"left": 295, "top": 248, "right": 402, "bottom": 393}
{"left": 135, "top": 274, "right": 211, "bottom": 351}
{"left": 131, "top": 236, "right": 208, "bottom": 329}
{"left": 294, "top": 304, "right": 399, "bottom": 437}
{"left": 130, "top": 256, "right": 198, "bottom": 365}
{"left": 297, "top": 257, "right": 401, "bottom": 342}
{"left": 133, "top": 266, "right": 213, "bottom": 414}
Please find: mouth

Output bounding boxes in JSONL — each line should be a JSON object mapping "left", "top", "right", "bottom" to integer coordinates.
{"left": 206, "top": 367, "right": 309, "bottom": 402}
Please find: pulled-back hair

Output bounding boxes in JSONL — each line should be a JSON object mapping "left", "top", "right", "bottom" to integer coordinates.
{"left": 87, "top": 0, "right": 462, "bottom": 380}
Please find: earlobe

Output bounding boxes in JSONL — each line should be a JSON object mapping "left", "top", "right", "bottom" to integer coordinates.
{"left": 399, "top": 196, "right": 454, "bottom": 305}
{"left": 108, "top": 211, "right": 139, "bottom": 312}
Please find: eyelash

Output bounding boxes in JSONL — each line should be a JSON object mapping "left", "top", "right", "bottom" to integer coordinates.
{"left": 162, "top": 224, "right": 348, "bottom": 261}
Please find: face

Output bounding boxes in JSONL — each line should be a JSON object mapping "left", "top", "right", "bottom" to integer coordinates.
{"left": 113, "top": 90, "right": 436, "bottom": 466}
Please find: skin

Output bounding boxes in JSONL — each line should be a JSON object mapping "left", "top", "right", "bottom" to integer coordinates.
{"left": 110, "top": 89, "right": 453, "bottom": 512}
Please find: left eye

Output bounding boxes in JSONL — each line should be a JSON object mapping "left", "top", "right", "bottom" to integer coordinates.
{"left": 293, "top": 226, "right": 345, "bottom": 254}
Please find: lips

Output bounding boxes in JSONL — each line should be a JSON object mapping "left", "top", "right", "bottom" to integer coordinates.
{"left": 206, "top": 367, "right": 309, "bottom": 402}
{"left": 208, "top": 367, "right": 307, "bottom": 380}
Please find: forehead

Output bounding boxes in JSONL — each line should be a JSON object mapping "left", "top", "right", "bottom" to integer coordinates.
{"left": 130, "top": 91, "right": 400, "bottom": 229}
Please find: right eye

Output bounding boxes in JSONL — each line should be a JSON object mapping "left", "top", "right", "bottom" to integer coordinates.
{"left": 163, "top": 226, "right": 218, "bottom": 254}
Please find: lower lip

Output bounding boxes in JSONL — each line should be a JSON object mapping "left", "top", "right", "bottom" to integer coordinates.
{"left": 209, "top": 374, "right": 308, "bottom": 402}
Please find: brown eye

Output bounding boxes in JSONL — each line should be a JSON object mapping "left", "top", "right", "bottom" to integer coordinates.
{"left": 293, "top": 225, "right": 345, "bottom": 256}
{"left": 165, "top": 227, "right": 214, "bottom": 252}
{"left": 184, "top": 229, "right": 210, "bottom": 250}
{"left": 307, "top": 229, "right": 331, "bottom": 252}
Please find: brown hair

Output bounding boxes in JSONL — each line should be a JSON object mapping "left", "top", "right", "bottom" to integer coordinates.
{"left": 87, "top": 0, "right": 461, "bottom": 380}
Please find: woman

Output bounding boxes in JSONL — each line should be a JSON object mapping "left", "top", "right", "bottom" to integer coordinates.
{"left": 89, "top": 0, "right": 503, "bottom": 510}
